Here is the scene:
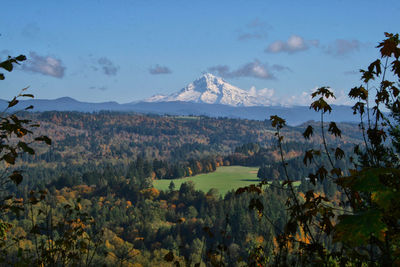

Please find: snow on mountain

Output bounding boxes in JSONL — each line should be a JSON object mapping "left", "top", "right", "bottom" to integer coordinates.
{"left": 145, "top": 73, "right": 273, "bottom": 107}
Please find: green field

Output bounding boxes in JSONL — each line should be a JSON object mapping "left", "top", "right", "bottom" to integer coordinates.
{"left": 153, "top": 166, "right": 261, "bottom": 196}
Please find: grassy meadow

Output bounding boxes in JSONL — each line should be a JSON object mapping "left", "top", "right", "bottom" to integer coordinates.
{"left": 153, "top": 166, "right": 261, "bottom": 196}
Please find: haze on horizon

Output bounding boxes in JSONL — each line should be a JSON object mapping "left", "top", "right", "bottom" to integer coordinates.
{"left": 1, "top": 0, "right": 399, "bottom": 106}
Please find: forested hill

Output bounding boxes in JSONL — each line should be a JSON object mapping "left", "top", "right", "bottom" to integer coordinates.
{"left": 22, "top": 111, "right": 362, "bottom": 164}
{"left": 6, "top": 111, "right": 360, "bottom": 189}
{"left": 3, "top": 111, "right": 364, "bottom": 266}
{"left": 0, "top": 97, "right": 358, "bottom": 125}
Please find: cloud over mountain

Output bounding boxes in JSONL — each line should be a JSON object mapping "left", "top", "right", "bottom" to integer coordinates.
{"left": 280, "top": 87, "right": 354, "bottom": 107}
{"left": 208, "top": 60, "right": 277, "bottom": 80}
{"left": 145, "top": 73, "right": 354, "bottom": 108}
{"left": 145, "top": 73, "right": 279, "bottom": 106}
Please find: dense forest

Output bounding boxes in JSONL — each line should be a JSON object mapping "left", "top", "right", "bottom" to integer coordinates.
{"left": 0, "top": 111, "right": 355, "bottom": 266}
{"left": 6, "top": 111, "right": 360, "bottom": 189}
{"left": 1, "top": 33, "right": 400, "bottom": 266}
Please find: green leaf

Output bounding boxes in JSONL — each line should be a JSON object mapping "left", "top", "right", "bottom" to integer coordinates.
{"left": 15, "top": 55, "right": 26, "bottom": 62}
{"left": 9, "top": 171, "right": 23, "bottom": 185}
{"left": 21, "top": 94, "right": 34, "bottom": 98}
{"left": 351, "top": 102, "right": 365, "bottom": 115}
{"left": 368, "top": 59, "right": 382, "bottom": 76}
{"left": 303, "top": 149, "right": 320, "bottom": 166}
{"left": 18, "top": 142, "right": 35, "bottom": 155}
{"left": 3, "top": 153, "right": 15, "bottom": 164}
{"left": 249, "top": 198, "right": 264, "bottom": 216}
{"left": 236, "top": 184, "right": 262, "bottom": 195}
{"left": 334, "top": 147, "right": 344, "bottom": 160}
{"left": 0, "top": 59, "right": 13, "bottom": 72}
{"left": 311, "top": 87, "right": 335, "bottom": 99}
{"left": 392, "top": 60, "right": 400, "bottom": 78}
{"left": 303, "top": 125, "right": 313, "bottom": 139}
{"left": 270, "top": 115, "right": 286, "bottom": 129}
{"left": 372, "top": 190, "right": 398, "bottom": 211}
{"left": 330, "top": 168, "right": 342, "bottom": 177}
{"left": 164, "top": 251, "right": 174, "bottom": 262}
{"left": 8, "top": 98, "right": 19, "bottom": 108}
{"left": 349, "top": 86, "right": 368, "bottom": 100}
{"left": 334, "top": 209, "right": 387, "bottom": 246}
{"left": 351, "top": 168, "right": 392, "bottom": 192}
{"left": 316, "top": 166, "right": 328, "bottom": 181}
{"left": 377, "top": 33, "right": 400, "bottom": 58}
{"left": 328, "top": 122, "right": 341, "bottom": 137}
{"left": 310, "top": 97, "right": 332, "bottom": 114}
{"left": 35, "top": 135, "right": 52, "bottom": 145}
{"left": 360, "top": 69, "right": 374, "bottom": 83}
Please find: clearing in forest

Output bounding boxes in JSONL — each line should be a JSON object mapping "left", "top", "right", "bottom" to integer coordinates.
{"left": 153, "top": 166, "right": 260, "bottom": 196}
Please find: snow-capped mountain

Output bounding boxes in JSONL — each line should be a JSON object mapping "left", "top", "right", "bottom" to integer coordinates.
{"left": 1, "top": 72, "right": 357, "bottom": 125}
{"left": 145, "top": 73, "right": 272, "bottom": 107}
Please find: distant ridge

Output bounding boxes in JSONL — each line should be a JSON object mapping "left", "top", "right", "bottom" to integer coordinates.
{"left": 0, "top": 73, "right": 362, "bottom": 125}
{"left": 0, "top": 97, "right": 125, "bottom": 113}
{"left": 1, "top": 97, "right": 357, "bottom": 126}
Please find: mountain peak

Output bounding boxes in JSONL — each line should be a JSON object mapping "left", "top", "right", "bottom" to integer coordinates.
{"left": 201, "top": 72, "right": 216, "bottom": 79}
{"left": 55, "top": 97, "right": 79, "bottom": 103}
{"left": 199, "top": 72, "right": 220, "bottom": 81}
{"left": 145, "top": 74, "right": 272, "bottom": 107}
{"left": 198, "top": 73, "right": 226, "bottom": 85}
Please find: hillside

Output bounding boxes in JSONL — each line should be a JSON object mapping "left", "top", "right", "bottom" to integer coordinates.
{"left": 0, "top": 111, "right": 369, "bottom": 266}
{"left": 22, "top": 111, "right": 362, "bottom": 165}
{"left": 4, "top": 111, "right": 360, "bottom": 190}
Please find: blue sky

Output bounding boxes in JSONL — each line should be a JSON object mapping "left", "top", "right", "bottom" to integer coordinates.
{"left": 1, "top": 0, "right": 399, "bottom": 105}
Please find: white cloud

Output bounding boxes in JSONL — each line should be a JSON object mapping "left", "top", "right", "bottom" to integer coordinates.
{"left": 89, "top": 86, "right": 107, "bottom": 91}
{"left": 265, "top": 35, "right": 319, "bottom": 54}
{"left": 281, "top": 91, "right": 312, "bottom": 107}
{"left": 271, "top": 64, "right": 292, "bottom": 72}
{"left": 324, "top": 39, "right": 361, "bottom": 57}
{"left": 208, "top": 60, "right": 279, "bottom": 80}
{"left": 22, "top": 52, "right": 65, "bottom": 78}
{"left": 149, "top": 64, "right": 172, "bottom": 75}
{"left": 280, "top": 87, "right": 354, "bottom": 107}
{"left": 248, "top": 86, "right": 278, "bottom": 105}
{"left": 249, "top": 86, "right": 275, "bottom": 98}
{"left": 237, "top": 18, "right": 270, "bottom": 41}
{"left": 287, "top": 35, "right": 306, "bottom": 50}
{"left": 97, "top": 57, "right": 119, "bottom": 76}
